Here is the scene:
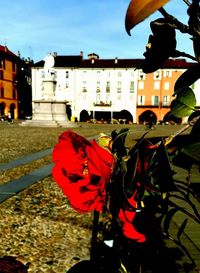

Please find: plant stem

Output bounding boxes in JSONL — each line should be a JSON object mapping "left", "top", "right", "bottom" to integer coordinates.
{"left": 183, "top": 0, "right": 191, "bottom": 6}
{"left": 158, "top": 7, "right": 190, "bottom": 34}
{"left": 90, "top": 210, "right": 100, "bottom": 261}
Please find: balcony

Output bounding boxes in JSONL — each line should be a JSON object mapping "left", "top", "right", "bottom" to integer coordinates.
{"left": 93, "top": 101, "right": 112, "bottom": 107}
{"left": 137, "top": 101, "right": 171, "bottom": 108}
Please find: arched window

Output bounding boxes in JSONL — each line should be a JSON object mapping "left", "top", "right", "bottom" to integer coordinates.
{"left": 13, "top": 89, "right": 16, "bottom": 99}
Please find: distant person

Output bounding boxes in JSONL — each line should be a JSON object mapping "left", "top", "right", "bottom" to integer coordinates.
{"left": 8, "top": 112, "right": 12, "bottom": 123}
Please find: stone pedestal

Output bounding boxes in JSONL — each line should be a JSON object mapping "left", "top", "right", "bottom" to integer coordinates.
{"left": 20, "top": 75, "right": 77, "bottom": 127}
{"left": 20, "top": 100, "right": 77, "bottom": 127}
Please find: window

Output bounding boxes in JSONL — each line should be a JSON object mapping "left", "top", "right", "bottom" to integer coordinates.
{"left": 96, "top": 81, "right": 100, "bottom": 92}
{"left": 138, "top": 70, "right": 145, "bottom": 80}
{"left": 0, "top": 87, "right": 4, "bottom": 98}
{"left": 97, "top": 71, "right": 101, "bottom": 76}
{"left": 12, "top": 62, "right": 16, "bottom": 72}
{"left": 117, "top": 81, "right": 121, "bottom": 92}
{"left": 130, "top": 71, "right": 135, "bottom": 77}
{"left": 13, "top": 89, "right": 16, "bottom": 99}
{"left": 138, "top": 95, "right": 145, "bottom": 105}
{"left": 66, "top": 71, "right": 69, "bottom": 78}
{"left": 106, "top": 81, "right": 110, "bottom": 92}
{"left": 154, "top": 71, "right": 161, "bottom": 80}
{"left": 82, "top": 81, "right": 87, "bottom": 92}
{"left": 106, "top": 94, "right": 110, "bottom": 103}
{"left": 164, "top": 82, "right": 170, "bottom": 90}
{"left": 96, "top": 94, "right": 101, "bottom": 104}
{"left": 82, "top": 93, "right": 87, "bottom": 100}
{"left": 0, "top": 59, "right": 5, "bottom": 69}
{"left": 138, "top": 81, "right": 144, "bottom": 89}
{"left": 118, "top": 71, "right": 122, "bottom": 77}
{"left": 0, "top": 70, "right": 3, "bottom": 80}
{"left": 130, "top": 81, "right": 134, "bottom": 93}
{"left": 117, "top": 93, "right": 121, "bottom": 100}
{"left": 164, "top": 70, "right": 172, "bottom": 77}
{"left": 82, "top": 71, "right": 87, "bottom": 77}
{"left": 154, "top": 81, "right": 160, "bottom": 90}
{"left": 41, "top": 71, "right": 45, "bottom": 78}
{"left": 152, "top": 95, "right": 159, "bottom": 106}
{"left": 163, "top": 96, "right": 168, "bottom": 106}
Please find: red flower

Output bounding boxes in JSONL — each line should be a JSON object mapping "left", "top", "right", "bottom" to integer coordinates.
{"left": 52, "top": 130, "right": 115, "bottom": 213}
{"left": 118, "top": 193, "right": 146, "bottom": 242}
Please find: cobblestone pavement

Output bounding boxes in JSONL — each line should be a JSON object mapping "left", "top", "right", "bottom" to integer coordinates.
{"left": 0, "top": 177, "right": 93, "bottom": 273}
{"left": 0, "top": 125, "right": 199, "bottom": 273}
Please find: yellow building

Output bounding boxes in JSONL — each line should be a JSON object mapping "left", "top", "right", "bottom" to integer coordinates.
{"left": 0, "top": 45, "right": 18, "bottom": 120}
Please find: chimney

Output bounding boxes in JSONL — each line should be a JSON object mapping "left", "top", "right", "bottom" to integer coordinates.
{"left": 114, "top": 57, "right": 118, "bottom": 64}
{"left": 88, "top": 53, "right": 99, "bottom": 60}
{"left": 80, "top": 51, "right": 84, "bottom": 58}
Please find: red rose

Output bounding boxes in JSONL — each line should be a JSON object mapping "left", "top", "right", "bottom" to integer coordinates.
{"left": 52, "top": 130, "right": 115, "bottom": 213}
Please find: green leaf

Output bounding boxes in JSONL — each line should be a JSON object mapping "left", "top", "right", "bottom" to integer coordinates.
{"left": 171, "top": 100, "right": 195, "bottom": 118}
{"left": 171, "top": 87, "right": 196, "bottom": 117}
{"left": 163, "top": 208, "right": 179, "bottom": 236}
{"left": 181, "top": 142, "right": 200, "bottom": 164}
{"left": 111, "top": 128, "right": 129, "bottom": 158}
{"left": 176, "top": 87, "right": 196, "bottom": 106}
{"left": 177, "top": 219, "right": 188, "bottom": 241}
{"left": 174, "top": 63, "right": 200, "bottom": 95}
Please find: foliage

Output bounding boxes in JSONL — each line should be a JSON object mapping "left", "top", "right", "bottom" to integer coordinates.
{"left": 55, "top": 1, "right": 200, "bottom": 272}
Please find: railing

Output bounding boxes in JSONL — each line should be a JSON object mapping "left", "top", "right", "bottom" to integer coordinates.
{"left": 93, "top": 101, "right": 112, "bottom": 106}
{"left": 137, "top": 101, "right": 171, "bottom": 107}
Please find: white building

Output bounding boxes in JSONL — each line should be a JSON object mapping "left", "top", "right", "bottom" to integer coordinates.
{"left": 32, "top": 52, "right": 140, "bottom": 123}
{"left": 31, "top": 52, "right": 199, "bottom": 124}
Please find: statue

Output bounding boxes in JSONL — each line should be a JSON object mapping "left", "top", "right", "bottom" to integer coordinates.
{"left": 43, "top": 53, "right": 55, "bottom": 78}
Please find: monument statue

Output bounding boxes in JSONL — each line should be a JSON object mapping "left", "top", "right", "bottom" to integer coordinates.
{"left": 42, "top": 53, "right": 56, "bottom": 100}
{"left": 44, "top": 53, "right": 55, "bottom": 75}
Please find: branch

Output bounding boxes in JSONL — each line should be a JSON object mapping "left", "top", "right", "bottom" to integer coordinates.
{"left": 158, "top": 7, "right": 191, "bottom": 34}
{"left": 171, "top": 49, "right": 197, "bottom": 61}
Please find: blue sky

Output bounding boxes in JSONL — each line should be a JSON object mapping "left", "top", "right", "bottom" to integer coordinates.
{"left": 0, "top": 0, "right": 194, "bottom": 62}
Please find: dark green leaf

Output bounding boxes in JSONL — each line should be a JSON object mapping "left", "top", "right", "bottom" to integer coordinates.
{"left": 111, "top": 128, "right": 129, "bottom": 158}
{"left": 163, "top": 208, "right": 179, "bottom": 235}
{"left": 141, "top": 18, "right": 176, "bottom": 73}
{"left": 148, "top": 140, "right": 177, "bottom": 192}
{"left": 181, "top": 142, "right": 200, "bottom": 164}
{"left": 177, "top": 219, "right": 188, "bottom": 241}
{"left": 172, "top": 151, "right": 193, "bottom": 171}
{"left": 171, "top": 99, "right": 195, "bottom": 118}
{"left": 171, "top": 88, "right": 196, "bottom": 117}
{"left": 174, "top": 63, "right": 200, "bottom": 95}
{"left": 176, "top": 87, "right": 196, "bottom": 107}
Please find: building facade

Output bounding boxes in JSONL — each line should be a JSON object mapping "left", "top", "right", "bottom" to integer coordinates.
{"left": 32, "top": 52, "right": 196, "bottom": 124}
{"left": 0, "top": 45, "right": 32, "bottom": 120}
{"left": 0, "top": 46, "right": 19, "bottom": 119}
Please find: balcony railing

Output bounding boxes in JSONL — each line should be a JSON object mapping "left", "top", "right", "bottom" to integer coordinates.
{"left": 93, "top": 101, "right": 112, "bottom": 107}
{"left": 137, "top": 101, "right": 171, "bottom": 107}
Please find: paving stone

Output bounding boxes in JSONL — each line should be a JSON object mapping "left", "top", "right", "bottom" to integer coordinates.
{"left": 0, "top": 148, "right": 52, "bottom": 171}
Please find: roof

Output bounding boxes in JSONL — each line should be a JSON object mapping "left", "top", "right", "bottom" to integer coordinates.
{"left": 0, "top": 45, "right": 17, "bottom": 57}
{"left": 33, "top": 55, "right": 82, "bottom": 68}
{"left": 33, "top": 54, "right": 196, "bottom": 70}
{"left": 162, "top": 58, "right": 195, "bottom": 69}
